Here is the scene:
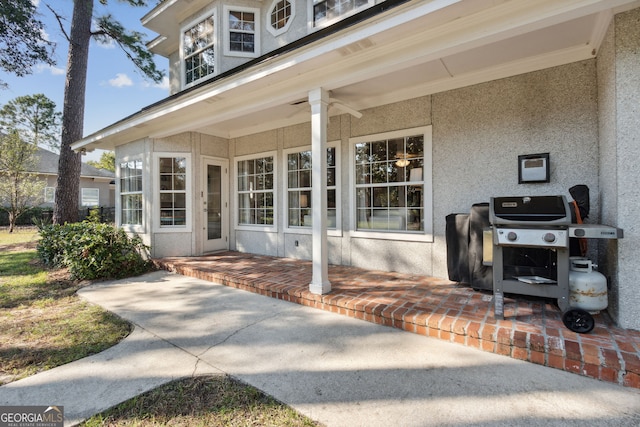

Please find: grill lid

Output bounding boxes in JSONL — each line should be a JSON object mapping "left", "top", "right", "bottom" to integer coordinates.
{"left": 490, "top": 195, "right": 571, "bottom": 225}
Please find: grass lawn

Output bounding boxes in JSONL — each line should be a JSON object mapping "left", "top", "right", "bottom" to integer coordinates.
{"left": 0, "top": 228, "right": 321, "bottom": 426}
{"left": 80, "top": 376, "right": 320, "bottom": 427}
{"left": 0, "top": 228, "right": 131, "bottom": 384}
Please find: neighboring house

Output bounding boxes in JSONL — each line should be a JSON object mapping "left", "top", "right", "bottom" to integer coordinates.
{"left": 34, "top": 147, "right": 115, "bottom": 209}
{"left": 71, "top": 1, "right": 640, "bottom": 330}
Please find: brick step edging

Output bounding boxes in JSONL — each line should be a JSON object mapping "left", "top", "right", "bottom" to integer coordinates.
{"left": 155, "top": 260, "right": 639, "bottom": 389}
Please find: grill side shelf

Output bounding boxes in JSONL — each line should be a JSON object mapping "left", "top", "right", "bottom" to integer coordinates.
{"left": 568, "top": 224, "right": 624, "bottom": 239}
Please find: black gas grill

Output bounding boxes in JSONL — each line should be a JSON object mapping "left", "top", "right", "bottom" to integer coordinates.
{"left": 484, "top": 193, "right": 624, "bottom": 332}
{"left": 490, "top": 195, "right": 571, "bottom": 224}
{"left": 490, "top": 195, "right": 572, "bottom": 319}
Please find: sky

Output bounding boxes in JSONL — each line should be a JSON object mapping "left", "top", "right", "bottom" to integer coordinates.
{"left": 0, "top": 0, "right": 170, "bottom": 161}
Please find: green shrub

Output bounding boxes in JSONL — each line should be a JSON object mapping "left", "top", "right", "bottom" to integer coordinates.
{"left": 37, "top": 221, "right": 152, "bottom": 280}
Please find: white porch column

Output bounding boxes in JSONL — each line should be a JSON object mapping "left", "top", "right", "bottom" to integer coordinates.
{"left": 308, "top": 87, "right": 331, "bottom": 294}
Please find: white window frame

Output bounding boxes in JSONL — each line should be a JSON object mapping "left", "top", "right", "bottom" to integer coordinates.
{"left": 223, "top": 5, "right": 260, "bottom": 58}
{"left": 282, "top": 142, "right": 341, "bottom": 236}
{"left": 180, "top": 7, "right": 217, "bottom": 89}
{"left": 44, "top": 187, "right": 55, "bottom": 203}
{"left": 153, "top": 153, "right": 192, "bottom": 233}
{"left": 267, "top": 0, "right": 295, "bottom": 36}
{"left": 118, "top": 158, "right": 143, "bottom": 229}
{"left": 349, "top": 126, "right": 433, "bottom": 242}
{"left": 308, "top": 0, "right": 374, "bottom": 31}
{"left": 81, "top": 188, "right": 100, "bottom": 207}
{"left": 235, "top": 151, "right": 277, "bottom": 233}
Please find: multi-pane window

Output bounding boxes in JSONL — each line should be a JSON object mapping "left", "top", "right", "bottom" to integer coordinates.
{"left": 270, "top": 0, "right": 292, "bottom": 31}
{"left": 81, "top": 188, "right": 99, "bottom": 207}
{"left": 159, "top": 157, "right": 187, "bottom": 227}
{"left": 44, "top": 187, "right": 55, "bottom": 203}
{"left": 287, "top": 147, "right": 336, "bottom": 228}
{"left": 120, "top": 160, "right": 142, "bottom": 226}
{"left": 183, "top": 14, "right": 215, "bottom": 85}
{"left": 229, "top": 10, "right": 256, "bottom": 53}
{"left": 313, "top": 0, "right": 370, "bottom": 27}
{"left": 354, "top": 133, "right": 425, "bottom": 232}
{"left": 237, "top": 156, "right": 274, "bottom": 226}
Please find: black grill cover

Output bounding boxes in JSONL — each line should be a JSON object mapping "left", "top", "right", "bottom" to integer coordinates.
{"left": 469, "top": 203, "right": 492, "bottom": 290}
{"left": 446, "top": 204, "right": 493, "bottom": 290}
{"left": 446, "top": 213, "right": 470, "bottom": 283}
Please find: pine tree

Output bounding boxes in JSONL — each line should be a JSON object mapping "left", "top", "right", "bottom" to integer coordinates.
{"left": 0, "top": 0, "right": 55, "bottom": 87}
{"left": 49, "top": 0, "right": 163, "bottom": 224}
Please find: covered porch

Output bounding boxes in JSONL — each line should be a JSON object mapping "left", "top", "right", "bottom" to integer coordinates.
{"left": 154, "top": 251, "right": 640, "bottom": 390}
{"left": 71, "top": 0, "right": 640, "bottom": 330}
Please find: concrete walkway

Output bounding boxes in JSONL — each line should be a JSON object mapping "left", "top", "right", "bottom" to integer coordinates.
{"left": 155, "top": 252, "right": 640, "bottom": 389}
{"left": 1, "top": 270, "right": 639, "bottom": 426}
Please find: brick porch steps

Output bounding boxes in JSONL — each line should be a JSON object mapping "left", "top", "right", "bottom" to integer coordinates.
{"left": 154, "top": 251, "right": 640, "bottom": 390}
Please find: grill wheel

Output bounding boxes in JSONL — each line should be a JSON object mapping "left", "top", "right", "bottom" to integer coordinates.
{"left": 562, "top": 308, "right": 595, "bottom": 333}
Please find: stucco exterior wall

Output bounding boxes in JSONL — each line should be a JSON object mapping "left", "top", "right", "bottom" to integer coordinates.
{"left": 200, "top": 133, "right": 230, "bottom": 158}
{"left": 431, "top": 60, "right": 599, "bottom": 278}
{"left": 598, "top": 8, "right": 640, "bottom": 330}
{"left": 597, "top": 12, "right": 619, "bottom": 325}
{"left": 260, "top": 0, "right": 309, "bottom": 53}
{"left": 168, "top": 51, "right": 181, "bottom": 96}
{"left": 225, "top": 62, "right": 600, "bottom": 277}
{"left": 153, "top": 232, "right": 194, "bottom": 257}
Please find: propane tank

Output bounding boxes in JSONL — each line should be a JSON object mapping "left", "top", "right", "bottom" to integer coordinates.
{"left": 568, "top": 257, "right": 608, "bottom": 313}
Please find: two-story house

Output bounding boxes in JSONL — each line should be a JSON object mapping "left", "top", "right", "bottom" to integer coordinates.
{"left": 71, "top": 0, "right": 640, "bottom": 330}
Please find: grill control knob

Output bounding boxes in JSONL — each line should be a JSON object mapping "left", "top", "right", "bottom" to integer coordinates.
{"left": 543, "top": 233, "right": 556, "bottom": 243}
{"left": 507, "top": 231, "right": 518, "bottom": 241}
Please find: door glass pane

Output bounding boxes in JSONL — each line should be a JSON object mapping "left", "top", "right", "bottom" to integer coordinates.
{"left": 207, "top": 165, "right": 222, "bottom": 240}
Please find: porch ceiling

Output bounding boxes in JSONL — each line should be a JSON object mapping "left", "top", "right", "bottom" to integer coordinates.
{"left": 73, "top": 0, "right": 640, "bottom": 152}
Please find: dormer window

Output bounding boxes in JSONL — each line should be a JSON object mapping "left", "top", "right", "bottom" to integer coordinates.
{"left": 182, "top": 12, "right": 216, "bottom": 87}
{"left": 269, "top": 0, "right": 294, "bottom": 35}
{"left": 312, "top": 0, "right": 372, "bottom": 28}
{"left": 224, "top": 6, "right": 261, "bottom": 57}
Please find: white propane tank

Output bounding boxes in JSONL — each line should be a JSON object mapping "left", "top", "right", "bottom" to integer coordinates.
{"left": 569, "top": 257, "right": 608, "bottom": 313}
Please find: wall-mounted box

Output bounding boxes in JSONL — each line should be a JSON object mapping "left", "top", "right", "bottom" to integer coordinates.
{"left": 518, "top": 153, "right": 550, "bottom": 184}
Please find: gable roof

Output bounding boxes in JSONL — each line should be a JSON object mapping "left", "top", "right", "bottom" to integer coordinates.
{"left": 32, "top": 147, "right": 115, "bottom": 179}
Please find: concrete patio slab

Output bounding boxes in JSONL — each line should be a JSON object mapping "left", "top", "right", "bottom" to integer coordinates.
{"left": 1, "top": 270, "right": 639, "bottom": 426}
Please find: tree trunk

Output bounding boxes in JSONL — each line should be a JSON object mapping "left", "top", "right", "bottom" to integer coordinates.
{"left": 8, "top": 212, "right": 15, "bottom": 233}
{"left": 53, "top": 0, "right": 93, "bottom": 224}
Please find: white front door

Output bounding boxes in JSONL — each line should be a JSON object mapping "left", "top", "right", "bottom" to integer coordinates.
{"left": 202, "top": 157, "right": 228, "bottom": 253}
